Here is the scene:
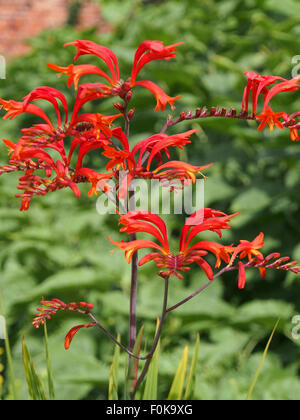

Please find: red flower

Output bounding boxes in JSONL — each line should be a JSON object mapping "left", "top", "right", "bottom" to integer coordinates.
{"left": 49, "top": 39, "right": 183, "bottom": 111}
{"left": 65, "top": 323, "right": 96, "bottom": 350}
{"left": 130, "top": 40, "right": 184, "bottom": 84}
{"left": 242, "top": 72, "right": 286, "bottom": 114}
{"left": 0, "top": 87, "right": 124, "bottom": 210}
{"left": 289, "top": 127, "right": 300, "bottom": 141}
{"left": 116, "top": 130, "right": 212, "bottom": 198}
{"left": 256, "top": 107, "right": 286, "bottom": 131}
{"left": 108, "top": 209, "right": 237, "bottom": 279}
{"left": 230, "top": 232, "right": 265, "bottom": 265}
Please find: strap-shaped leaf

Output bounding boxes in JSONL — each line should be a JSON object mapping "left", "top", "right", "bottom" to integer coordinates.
{"left": 22, "top": 336, "right": 47, "bottom": 400}
{"left": 184, "top": 333, "right": 200, "bottom": 400}
{"left": 109, "top": 333, "right": 121, "bottom": 400}
{"left": 143, "top": 319, "right": 160, "bottom": 400}
{"left": 246, "top": 319, "right": 280, "bottom": 400}
{"left": 168, "top": 345, "right": 189, "bottom": 400}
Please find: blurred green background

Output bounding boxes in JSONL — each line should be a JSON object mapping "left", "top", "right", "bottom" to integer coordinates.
{"left": 0, "top": 0, "right": 300, "bottom": 400}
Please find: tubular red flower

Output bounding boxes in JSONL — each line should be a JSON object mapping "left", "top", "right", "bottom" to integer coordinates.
{"left": 153, "top": 161, "right": 213, "bottom": 184}
{"left": 242, "top": 72, "right": 286, "bottom": 114}
{"left": 238, "top": 261, "right": 246, "bottom": 289}
{"left": 134, "top": 80, "right": 181, "bottom": 112}
{"left": 23, "top": 86, "right": 69, "bottom": 127}
{"left": 130, "top": 40, "right": 184, "bottom": 84}
{"left": 48, "top": 63, "right": 114, "bottom": 89}
{"left": 132, "top": 130, "right": 198, "bottom": 168}
{"left": 230, "top": 232, "right": 265, "bottom": 266}
{"left": 0, "top": 98, "right": 55, "bottom": 129}
{"left": 65, "top": 323, "right": 96, "bottom": 350}
{"left": 65, "top": 40, "right": 120, "bottom": 84}
{"left": 256, "top": 107, "right": 286, "bottom": 131}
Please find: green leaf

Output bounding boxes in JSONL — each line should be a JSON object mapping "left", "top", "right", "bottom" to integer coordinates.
{"left": 109, "top": 333, "right": 121, "bottom": 401}
{"left": 143, "top": 319, "right": 161, "bottom": 400}
{"left": 44, "top": 322, "right": 55, "bottom": 400}
{"left": 184, "top": 333, "right": 200, "bottom": 400}
{"left": 168, "top": 345, "right": 189, "bottom": 400}
{"left": 246, "top": 319, "right": 280, "bottom": 401}
{"left": 0, "top": 291, "right": 18, "bottom": 400}
{"left": 22, "top": 336, "right": 48, "bottom": 401}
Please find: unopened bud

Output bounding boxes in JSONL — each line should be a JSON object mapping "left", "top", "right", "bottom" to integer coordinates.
{"left": 113, "top": 103, "right": 125, "bottom": 113}
{"left": 126, "top": 90, "right": 133, "bottom": 102}
{"left": 128, "top": 109, "right": 135, "bottom": 121}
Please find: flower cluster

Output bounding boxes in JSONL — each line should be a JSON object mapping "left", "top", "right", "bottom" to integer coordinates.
{"left": 32, "top": 299, "right": 94, "bottom": 328}
{"left": 0, "top": 40, "right": 211, "bottom": 210}
{"left": 109, "top": 210, "right": 300, "bottom": 287}
{"left": 242, "top": 71, "right": 300, "bottom": 140}
{"left": 0, "top": 39, "right": 299, "bottom": 360}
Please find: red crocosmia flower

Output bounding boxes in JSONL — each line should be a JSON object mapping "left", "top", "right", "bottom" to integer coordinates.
{"left": 47, "top": 63, "right": 114, "bottom": 90}
{"left": 50, "top": 39, "right": 182, "bottom": 111}
{"left": 65, "top": 323, "right": 96, "bottom": 350}
{"left": 108, "top": 209, "right": 238, "bottom": 280}
{"left": 132, "top": 129, "right": 199, "bottom": 169}
{"left": 0, "top": 86, "right": 124, "bottom": 210}
{"left": 262, "top": 78, "right": 300, "bottom": 111}
{"left": 256, "top": 107, "right": 286, "bottom": 131}
{"left": 0, "top": 98, "right": 55, "bottom": 129}
{"left": 230, "top": 232, "right": 265, "bottom": 266}
{"left": 130, "top": 40, "right": 184, "bottom": 85}
{"left": 133, "top": 80, "right": 181, "bottom": 112}
{"left": 238, "top": 261, "right": 246, "bottom": 289}
{"left": 22, "top": 86, "right": 69, "bottom": 127}
{"left": 242, "top": 72, "right": 286, "bottom": 114}
{"left": 97, "top": 128, "right": 212, "bottom": 199}
{"left": 76, "top": 168, "right": 114, "bottom": 197}
{"left": 73, "top": 112, "right": 123, "bottom": 138}
{"left": 289, "top": 127, "right": 300, "bottom": 141}
{"left": 152, "top": 161, "right": 213, "bottom": 184}
{"left": 65, "top": 40, "right": 120, "bottom": 83}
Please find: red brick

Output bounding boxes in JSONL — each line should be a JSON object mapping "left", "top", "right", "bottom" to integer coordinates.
{"left": 0, "top": 0, "right": 106, "bottom": 59}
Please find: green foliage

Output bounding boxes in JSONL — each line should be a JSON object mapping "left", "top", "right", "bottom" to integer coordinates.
{"left": 22, "top": 337, "right": 47, "bottom": 400}
{"left": 0, "top": 0, "right": 299, "bottom": 400}
{"left": 142, "top": 321, "right": 160, "bottom": 400}
{"left": 108, "top": 333, "right": 121, "bottom": 400}
{"left": 246, "top": 319, "right": 280, "bottom": 400}
{"left": 168, "top": 345, "right": 189, "bottom": 400}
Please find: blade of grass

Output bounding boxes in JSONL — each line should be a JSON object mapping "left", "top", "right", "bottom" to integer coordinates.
{"left": 109, "top": 333, "right": 121, "bottom": 400}
{"left": 184, "top": 333, "right": 200, "bottom": 400}
{"left": 44, "top": 322, "right": 55, "bottom": 400}
{"left": 168, "top": 345, "right": 189, "bottom": 400}
{"left": 246, "top": 318, "right": 280, "bottom": 401}
{"left": 0, "top": 290, "right": 18, "bottom": 400}
{"left": 143, "top": 319, "right": 160, "bottom": 400}
{"left": 22, "top": 336, "right": 48, "bottom": 400}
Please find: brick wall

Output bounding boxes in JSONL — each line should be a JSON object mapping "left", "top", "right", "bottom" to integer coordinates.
{"left": 0, "top": 0, "right": 103, "bottom": 59}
